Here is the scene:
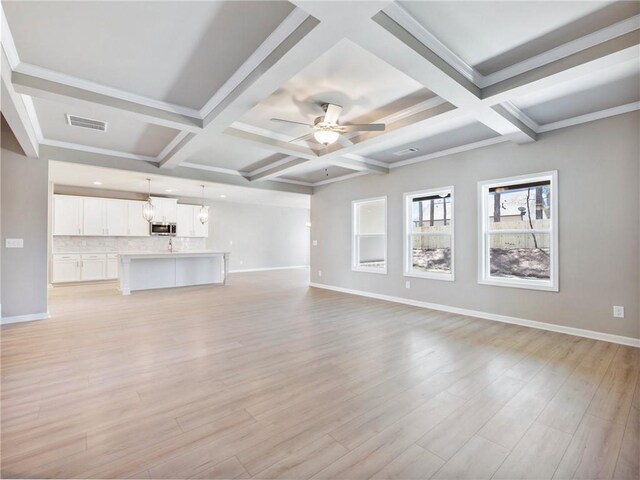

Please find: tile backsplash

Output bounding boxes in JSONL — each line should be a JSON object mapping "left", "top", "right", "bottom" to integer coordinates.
{"left": 53, "top": 236, "right": 207, "bottom": 253}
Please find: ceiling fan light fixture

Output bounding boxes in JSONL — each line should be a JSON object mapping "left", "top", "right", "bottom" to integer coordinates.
{"left": 314, "top": 129, "right": 340, "bottom": 145}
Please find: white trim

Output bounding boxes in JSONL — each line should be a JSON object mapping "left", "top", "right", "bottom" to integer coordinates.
{"left": 179, "top": 162, "right": 247, "bottom": 177}
{"left": 478, "top": 171, "right": 559, "bottom": 292}
{"left": 231, "top": 122, "right": 314, "bottom": 148}
{"left": 247, "top": 155, "right": 299, "bottom": 177}
{"left": 1, "top": 312, "right": 50, "bottom": 325}
{"left": 270, "top": 177, "right": 314, "bottom": 187}
{"left": 352, "top": 196, "right": 388, "bottom": 275}
{"left": 22, "top": 94, "right": 44, "bottom": 142}
{"left": 40, "top": 139, "right": 158, "bottom": 162}
{"left": 383, "top": 2, "right": 479, "bottom": 85}
{"left": 500, "top": 101, "right": 540, "bottom": 133}
{"left": 0, "top": 3, "right": 20, "bottom": 69}
{"left": 537, "top": 101, "right": 640, "bottom": 133}
{"left": 309, "top": 283, "right": 640, "bottom": 348}
{"left": 199, "top": 7, "right": 309, "bottom": 119}
{"left": 14, "top": 63, "right": 201, "bottom": 117}
{"left": 403, "top": 186, "right": 455, "bottom": 282}
{"left": 314, "top": 171, "right": 369, "bottom": 187}
{"left": 230, "top": 265, "right": 308, "bottom": 273}
{"left": 480, "top": 14, "right": 640, "bottom": 87}
{"left": 341, "top": 153, "right": 389, "bottom": 169}
{"left": 389, "top": 137, "right": 509, "bottom": 169}
{"left": 156, "top": 131, "right": 189, "bottom": 161}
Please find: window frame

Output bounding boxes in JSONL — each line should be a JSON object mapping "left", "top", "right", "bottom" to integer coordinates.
{"left": 478, "top": 171, "right": 558, "bottom": 292}
{"left": 403, "top": 186, "right": 455, "bottom": 282}
{"left": 352, "top": 196, "right": 387, "bottom": 275}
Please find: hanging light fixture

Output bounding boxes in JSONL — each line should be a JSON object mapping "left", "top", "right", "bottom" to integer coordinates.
{"left": 142, "top": 178, "right": 155, "bottom": 222}
{"left": 198, "top": 185, "right": 209, "bottom": 224}
{"left": 313, "top": 129, "right": 340, "bottom": 146}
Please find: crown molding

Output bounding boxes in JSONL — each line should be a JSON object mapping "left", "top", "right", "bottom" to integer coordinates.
{"left": 1, "top": 4, "right": 20, "bottom": 69}
{"left": 537, "top": 101, "right": 640, "bottom": 133}
{"left": 313, "top": 170, "right": 369, "bottom": 187}
{"left": 14, "top": 63, "right": 201, "bottom": 118}
{"left": 383, "top": 2, "right": 479, "bottom": 85}
{"left": 21, "top": 94, "right": 43, "bottom": 142}
{"left": 199, "top": 7, "right": 309, "bottom": 120}
{"left": 500, "top": 101, "right": 541, "bottom": 133}
{"left": 246, "top": 155, "right": 299, "bottom": 177}
{"left": 270, "top": 177, "right": 314, "bottom": 187}
{"left": 40, "top": 138, "right": 158, "bottom": 162}
{"left": 341, "top": 153, "right": 389, "bottom": 169}
{"left": 480, "top": 14, "right": 640, "bottom": 88}
{"left": 180, "top": 161, "right": 248, "bottom": 177}
{"left": 157, "top": 131, "right": 190, "bottom": 161}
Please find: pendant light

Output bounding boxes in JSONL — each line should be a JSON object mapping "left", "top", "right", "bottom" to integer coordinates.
{"left": 198, "top": 185, "right": 209, "bottom": 224}
{"left": 142, "top": 178, "right": 155, "bottom": 222}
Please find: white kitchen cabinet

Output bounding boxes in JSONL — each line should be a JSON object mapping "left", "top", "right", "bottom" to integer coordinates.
{"left": 52, "top": 254, "right": 81, "bottom": 282}
{"left": 80, "top": 254, "right": 106, "bottom": 281}
{"left": 176, "top": 204, "right": 209, "bottom": 238}
{"left": 53, "top": 196, "right": 82, "bottom": 236}
{"left": 106, "top": 254, "right": 118, "bottom": 279}
{"left": 151, "top": 197, "right": 178, "bottom": 223}
{"left": 106, "top": 199, "right": 128, "bottom": 236}
{"left": 82, "top": 197, "right": 106, "bottom": 236}
{"left": 127, "top": 201, "right": 150, "bottom": 236}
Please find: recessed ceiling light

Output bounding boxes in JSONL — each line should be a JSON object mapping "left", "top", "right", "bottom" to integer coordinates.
{"left": 220, "top": 194, "right": 227, "bottom": 198}
{"left": 93, "top": 181, "right": 102, "bottom": 185}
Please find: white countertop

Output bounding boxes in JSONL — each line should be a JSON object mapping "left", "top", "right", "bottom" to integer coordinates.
{"left": 118, "top": 250, "right": 230, "bottom": 259}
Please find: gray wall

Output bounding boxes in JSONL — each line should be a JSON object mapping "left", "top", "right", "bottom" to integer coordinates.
{"left": 311, "top": 112, "right": 640, "bottom": 340}
{"left": 206, "top": 201, "right": 310, "bottom": 271}
{"left": 1, "top": 117, "right": 49, "bottom": 318}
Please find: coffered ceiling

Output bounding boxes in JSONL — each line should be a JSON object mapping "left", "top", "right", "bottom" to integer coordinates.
{"left": 2, "top": 0, "right": 639, "bottom": 193}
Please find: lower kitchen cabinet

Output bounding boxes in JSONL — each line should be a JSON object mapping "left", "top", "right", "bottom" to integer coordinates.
{"left": 52, "top": 253, "right": 119, "bottom": 283}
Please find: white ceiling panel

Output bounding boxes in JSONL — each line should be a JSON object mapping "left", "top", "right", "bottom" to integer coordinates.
{"left": 33, "top": 97, "right": 179, "bottom": 157}
{"left": 4, "top": 1, "right": 295, "bottom": 109}
{"left": 238, "top": 39, "right": 435, "bottom": 142}
{"left": 398, "top": 1, "right": 624, "bottom": 74}
{"left": 513, "top": 58, "right": 640, "bottom": 125}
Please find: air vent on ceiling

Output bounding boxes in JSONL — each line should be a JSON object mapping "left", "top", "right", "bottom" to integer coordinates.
{"left": 66, "top": 114, "right": 107, "bottom": 132}
{"left": 393, "top": 147, "right": 419, "bottom": 156}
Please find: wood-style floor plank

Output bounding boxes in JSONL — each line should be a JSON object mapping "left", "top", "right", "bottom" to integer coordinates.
{"left": 1, "top": 269, "right": 637, "bottom": 479}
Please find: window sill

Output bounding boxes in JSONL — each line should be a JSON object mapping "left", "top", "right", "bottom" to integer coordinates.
{"left": 352, "top": 267, "right": 387, "bottom": 275}
{"left": 478, "top": 278, "right": 558, "bottom": 292}
{"left": 404, "top": 271, "right": 454, "bottom": 282}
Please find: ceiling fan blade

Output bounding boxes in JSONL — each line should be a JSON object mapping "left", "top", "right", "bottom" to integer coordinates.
{"left": 270, "top": 118, "right": 312, "bottom": 127}
{"left": 337, "top": 135, "right": 354, "bottom": 147}
{"left": 323, "top": 104, "right": 343, "bottom": 125}
{"left": 289, "top": 132, "right": 316, "bottom": 143}
{"left": 338, "top": 123, "right": 386, "bottom": 132}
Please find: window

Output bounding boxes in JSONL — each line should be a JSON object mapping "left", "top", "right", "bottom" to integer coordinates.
{"left": 478, "top": 171, "right": 558, "bottom": 291}
{"left": 404, "top": 187, "right": 454, "bottom": 280}
{"left": 352, "top": 197, "right": 387, "bottom": 274}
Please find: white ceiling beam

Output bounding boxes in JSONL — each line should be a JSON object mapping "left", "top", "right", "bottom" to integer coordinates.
{"left": 11, "top": 70, "right": 203, "bottom": 132}
{"left": 225, "top": 127, "right": 318, "bottom": 160}
{"left": 328, "top": 157, "right": 388, "bottom": 175}
{"left": 0, "top": 52, "right": 39, "bottom": 157}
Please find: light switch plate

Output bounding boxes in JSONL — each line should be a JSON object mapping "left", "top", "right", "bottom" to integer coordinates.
{"left": 613, "top": 306, "right": 625, "bottom": 318}
{"left": 405, "top": 281, "right": 411, "bottom": 289}
{"left": 5, "top": 238, "right": 23, "bottom": 248}
{"left": 312, "top": 240, "right": 318, "bottom": 246}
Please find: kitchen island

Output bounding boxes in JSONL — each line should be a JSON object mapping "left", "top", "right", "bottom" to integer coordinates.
{"left": 118, "top": 251, "right": 230, "bottom": 295}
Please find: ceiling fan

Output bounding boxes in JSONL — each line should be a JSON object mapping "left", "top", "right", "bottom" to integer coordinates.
{"left": 270, "top": 103, "right": 385, "bottom": 146}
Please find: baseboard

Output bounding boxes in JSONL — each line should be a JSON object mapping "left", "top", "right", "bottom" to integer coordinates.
{"left": 230, "top": 265, "right": 309, "bottom": 273}
{"left": 309, "top": 282, "right": 640, "bottom": 348}
{"left": 1, "top": 311, "right": 51, "bottom": 325}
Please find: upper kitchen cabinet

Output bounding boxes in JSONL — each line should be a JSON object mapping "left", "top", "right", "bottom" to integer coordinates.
{"left": 82, "top": 197, "right": 106, "bottom": 235}
{"left": 151, "top": 197, "right": 178, "bottom": 224}
{"left": 127, "top": 201, "right": 150, "bottom": 237}
{"left": 53, "top": 195, "right": 83, "bottom": 235}
{"left": 177, "top": 204, "right": 209, "bottom": 238}
{"left": 106, "top": 199, "right": 128, "bottom": 236}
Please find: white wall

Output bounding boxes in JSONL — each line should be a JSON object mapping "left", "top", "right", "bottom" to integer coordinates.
{"left": 311, "top": 112, "right": 640, "bottom": 341}
{"left": 206, "top": 201, "right": 310, "bottom": 271}
{"left": 1, "top": 117, "right": 49, "bottom": 320}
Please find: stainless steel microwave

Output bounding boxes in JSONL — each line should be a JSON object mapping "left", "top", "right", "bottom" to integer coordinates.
{"left": 150, "top": 223, "right": 176, "bottom": 236}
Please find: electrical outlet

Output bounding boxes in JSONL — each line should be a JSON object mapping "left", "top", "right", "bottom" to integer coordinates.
{"left": 613, "top": 306, "right": 625, "bottom": 318}
{"left": 312, "top": 240, "right": 318, "bottom": 246}
{"left": 405, "top": 280, "right": 411, "bottom": 289}
{"left": 5, "top": 238, "right": 23, "bottom": 248}
{"left": 318, "top": 270, "right": 322, "bottom": 277}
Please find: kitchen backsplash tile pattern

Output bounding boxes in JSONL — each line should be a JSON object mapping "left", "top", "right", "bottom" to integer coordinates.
{"left": 53, "top": 236, "right": 207, "bottom": 253}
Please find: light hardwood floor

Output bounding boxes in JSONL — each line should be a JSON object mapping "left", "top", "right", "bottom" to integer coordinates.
{"left": 1, "top": 269, "right": 638, "bottom": 479}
